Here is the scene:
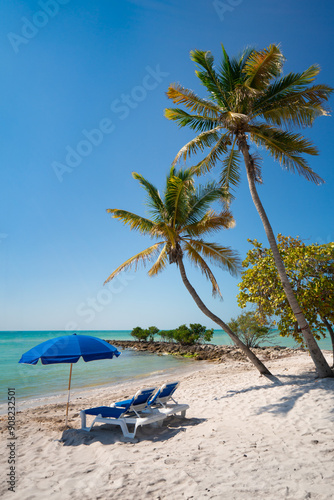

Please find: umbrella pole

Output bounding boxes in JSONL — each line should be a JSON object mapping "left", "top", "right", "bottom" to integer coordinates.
{"left": 65, "top": 363, "right": 73, "bottom": 427}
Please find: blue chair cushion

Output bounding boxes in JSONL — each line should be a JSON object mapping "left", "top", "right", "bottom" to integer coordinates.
{"left": 83, "top": 406, "right": 126, "bottom": 418}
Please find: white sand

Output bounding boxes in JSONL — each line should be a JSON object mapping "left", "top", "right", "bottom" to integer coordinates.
{"left": 1, "top": 351, "right": 334, "bottom": 500}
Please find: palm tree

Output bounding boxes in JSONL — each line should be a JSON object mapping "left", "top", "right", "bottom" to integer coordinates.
{"left": 165, "top": 44, "right": 333, "bottom": 378}
{"left": 104, "top": 168, "right": 271, "bottom": 375}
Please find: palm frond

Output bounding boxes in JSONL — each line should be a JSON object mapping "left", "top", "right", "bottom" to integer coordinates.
{"left": 249, "top": 124, "right": 324, "bottom": 184}
{"left": 190, "top": 49, "right": 228, "bottom": 107}
{"left": 166, "top": 83, "right": 221, "bottom": 117}
{"left": 150, "top": 222, "right": 177, "bottom": 248}
{"left": 184, "top": 182, "right": 230, "bottom": 225}
{"left": 148, "top": 244, "right": 169, "bottom": 276}
{"left": 186, "top": 181, "right": 230, "bottom": 218}
{"left": 258, "top": 102, "right": 326, "bottom": 128}
{"left": 164, "top": 108, "right": 219, "bottom": 132}
{"left": 104, "top": 242, "right": 166, "bottom": 284}
{"left": 192, "top": 131, "right": 232, "bottom": 175}
{"left": 237, "top": 46, "right": 256, "bottom": 71}
{"left": 165, "top": 174, "right": 192, "bottom": 228}
{"left": 183, "top": 209, "right": 235, "bottom": 237}
{"left": 171, "top": 127, "right": 222, "bottom": 166}
{"left": 106, "top": 209, "right": 155, "bottom": 235}
{"left": 186, "top": 239, "right": 241, "bottom": 276}
{"left": 219, "top": 142, "right": 242, "bottom": 199}
{"left": 132, "top": 172, "right": 165, "bottom": 220}
{"left": 184, "top": 241, "right": 222, "bottom": 297}
{"left": 254, "top": 86, "right": 333, "bottom": 127}
{"left": 254, "top": 66, "right": 325, "bottom": 106}
{"left": 252, "top": 65, "right": 333, "bottom": 126}
{"left": 243, "top": 44, "right": 284, "bottom": 90}
{"left": 216, "top": 44, "right": 248, "bottom": 95}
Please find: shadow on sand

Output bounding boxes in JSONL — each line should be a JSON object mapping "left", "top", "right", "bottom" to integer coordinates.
{"left": 218, "top": 370, "right": 334, "bottom": 418}
{"left": 61, "top": 415, "right": 206, "bottom": 446}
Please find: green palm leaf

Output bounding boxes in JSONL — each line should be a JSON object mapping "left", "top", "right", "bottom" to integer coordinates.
{"left": 148, "top": 244, "right": 169, "bottom": 276}
{"left": 132, "top": 172, "right": 165, "bottom": 220}
{"left": 171, "top": 127, "right": 222, "bottom": 166}
{"left": 249, "top": 123, "right": 324, "bottom": 183}
{"left": 106, "top": 209, "right": 155, "bottom": 234}
{"left": 184, "top": 182, "right": 228, "bottom": 225}
{"left": 219, "top": 143, "right": 242, "bottom": 198}
{"left": 166, "top": 83, "right": 221, "bottom": 117}
{"left": 254, "top": 65, "right": 325, "bottom": 107}
{"left": 104, "top": 242, "right": 166, "bottom": 284}
{"left": 186, "top": 239, "right": 241, "bottom": 276}
{"left": 243, "top": 44, "right": 283, "bottom": 90}
{"left": 218, "top": 44, "right": 249, "bottom": 94}
{"left": 184, "top": 241, "right": 222, "bottom": 297}
{"left": 165, "top": 173, "right": 192, "bottom": 228}
{"left": 184, "top": 209, "right": 235, "bottom": 237}
{"left": 164, "top": 108, "right": 219, "bottom": 132}
{"left": 192, "top": 131, "right": 231, "bottom": 175}
{"left": 190, "top": 49, "right": 228, "bottom": 107}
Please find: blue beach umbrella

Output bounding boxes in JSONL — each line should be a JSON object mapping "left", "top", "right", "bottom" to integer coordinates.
{"left": 19, "top": 334, "right": 121, "bottom": 426}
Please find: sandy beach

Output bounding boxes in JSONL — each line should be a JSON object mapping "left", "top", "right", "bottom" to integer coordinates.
{"left": 1, "top": 350, "right": 334, "bottom": 500}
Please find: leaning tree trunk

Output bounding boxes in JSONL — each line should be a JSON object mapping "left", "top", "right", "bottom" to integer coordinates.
{"left": 321, "top": 317, "right": 334, "bottom": 367}
{"left": 238, "top": 135, "right": 333, "bottom": 378}
{"left": 176, "top": 255, "right": 271, "bottom": 375}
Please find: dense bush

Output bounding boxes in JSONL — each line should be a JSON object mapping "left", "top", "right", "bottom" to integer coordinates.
{"left": 130, "top": 326, "right": 159, "bottom": 342}
{"left": 172, "top": 324, "right": 214, "bottom": 345}
{"left": 158, "top": 330, "right": 175, "bottom": 342}
{"left": 227, "top": 311, "right": 275, "bottom": 348}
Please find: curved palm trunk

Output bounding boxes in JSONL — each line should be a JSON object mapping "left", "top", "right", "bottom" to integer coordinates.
{"left": 321, "top": 317, "right": 334, "bottom": 367}
{"left": 238, "top": 135, "right": 333, "bottom": 378}
{"left": 176, "top": 255, "right": 272, "bottom": 375}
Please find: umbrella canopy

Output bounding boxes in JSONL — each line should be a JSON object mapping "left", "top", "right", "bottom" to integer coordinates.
{"left": 19, "top": 333, "right": 121, "bottom": 365}
{"left": 19, "top": 334, "right": 121, "bottom": 426}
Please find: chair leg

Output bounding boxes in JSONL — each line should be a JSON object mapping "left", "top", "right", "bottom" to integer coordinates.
{"left": 80, "top": 411, "right": 87, "bottom": 429}
{"left": 119, "top": 420, "right": 136, "bottom": 439}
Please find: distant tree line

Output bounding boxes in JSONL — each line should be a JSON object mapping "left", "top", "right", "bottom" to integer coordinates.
{"left": 130, "top": 324, "right": 214, "bottom": 346}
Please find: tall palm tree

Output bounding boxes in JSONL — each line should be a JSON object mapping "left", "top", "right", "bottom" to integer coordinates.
{"left": 165, "top": 44, "right": 333, "bottom": 378}
{"left": 104, "top": 168, "right": 271, "bottom": 375}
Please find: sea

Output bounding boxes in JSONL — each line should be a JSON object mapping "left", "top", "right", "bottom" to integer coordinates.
{"left": 0, "top": 330, "right": 332, "bottom": 413}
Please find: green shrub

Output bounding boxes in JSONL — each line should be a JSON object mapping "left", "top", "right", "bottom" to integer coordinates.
{"left": 130, "top": 326, "right": 158, "bottom": 342}
{"left": 227, "top": 311, "right": 275, "bottom": 348}
{"left": 158, "top": 330, "right": 175, "bottom": 342}
{"left": 172, "top": 323, "right": 213, "bottom": 346}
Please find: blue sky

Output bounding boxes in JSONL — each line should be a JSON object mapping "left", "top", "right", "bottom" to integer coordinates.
{"left": 1, "top": 0, "right": 333, "bottom": 331}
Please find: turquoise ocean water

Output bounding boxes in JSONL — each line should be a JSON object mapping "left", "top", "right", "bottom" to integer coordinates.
{"left": 0, "top": 330, "right": 331, "bottom": 410}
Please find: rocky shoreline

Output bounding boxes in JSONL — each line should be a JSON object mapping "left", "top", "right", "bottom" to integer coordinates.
{"left": 106, "top": 339, "right": 304, "bottom": 363}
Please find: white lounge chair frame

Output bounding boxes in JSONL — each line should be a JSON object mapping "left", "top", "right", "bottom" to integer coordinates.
{"left": 80, "top": 409, "right": 166, "bottom": 439}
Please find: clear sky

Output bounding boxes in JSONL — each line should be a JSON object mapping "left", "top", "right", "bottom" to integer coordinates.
{"left": 1, "top": 0, "right": 333, "bottom": 331}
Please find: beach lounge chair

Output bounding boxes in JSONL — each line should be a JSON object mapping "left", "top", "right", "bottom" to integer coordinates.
{"left": 80, "top": 405, "right": 167, "bottom": 439}
{"left": 80, "top": 384, "right": 189, "bottom": 438}
{"left": 148, "top": 382, "right": 189, "bottom": 418}
{"left": 80, "top": 387, "right": 166, "bottom": 438}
